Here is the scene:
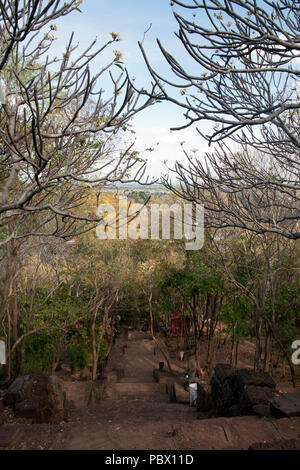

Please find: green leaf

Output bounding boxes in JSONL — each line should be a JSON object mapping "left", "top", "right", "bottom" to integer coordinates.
{"left": 115, "top": 63, "right": 124, "bottom": 71}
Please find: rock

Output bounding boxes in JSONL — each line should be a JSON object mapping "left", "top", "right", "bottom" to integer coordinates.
{"left": 214, "top": 363, "right": 235, "bottom": 383}
{"left": 240, "top": 385, "right": 276, "bottom": 414}
{"left": 210, "top": 364, "right": 237, "bottom": 415}
{"left": 0, "top": 425, "right": 23, "bottom": 448}
{"left": 249, "top": 438, "right": 300, "bottom": 450}
{"left": 211, "top": 375, "right": 236, "bottom": 414}
{"left": 226, "top": 404, "right": 242, "bottom": 417}
{"left": 229, "top": 369, "right": 275, "bottom": 399}
{"left": 14, "top": 396, "right": 40, "bottom": 420}
{"left": 0, "top": 380, "right": 12, "bottom": 391}
{"left": 196, "top": 384, "right": 212, "bottom": 412}
{"left": 252, "top": 404, "right": 272, "bottom": 418}
{"left": 4, "top": 372, "right": 67, "bottom": 424}
{"left": 210, "top": 364, "right": 277, "bottom": 417}
{"left": 3, "top": 374, "right": 34, "bottom": 405}
{"left": 270, "top": 390, "right": 300, "bottom": 418}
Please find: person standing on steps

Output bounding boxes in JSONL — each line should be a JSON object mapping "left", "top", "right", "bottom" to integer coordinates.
{"left": 161, "top": 324, "right": 167, "bottom": 338}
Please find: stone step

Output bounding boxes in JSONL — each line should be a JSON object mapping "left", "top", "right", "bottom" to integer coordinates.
{"left": 107, "top": 382, "right": 167, "bottom": 400}
{"left": 114, "top": 382, "right": 161, "bottom": 394}
{"left": 118, "top": 377, "right": 154, "bottom": 384}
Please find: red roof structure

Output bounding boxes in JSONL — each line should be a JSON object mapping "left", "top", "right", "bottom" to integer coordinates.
{"left": 167, "top": 310, "right": 191, "bottom": 337}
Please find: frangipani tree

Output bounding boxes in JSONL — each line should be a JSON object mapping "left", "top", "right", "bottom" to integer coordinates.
{"left": 139, "top": 0, "right": 300, "bottom": 240}
{"left": 0, "top": 0, "right": 157, "bottom": 246}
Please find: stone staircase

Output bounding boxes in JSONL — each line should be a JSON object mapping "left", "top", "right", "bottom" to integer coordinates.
{"left": 104, "top": 370, "right": 168, "bottom": 402}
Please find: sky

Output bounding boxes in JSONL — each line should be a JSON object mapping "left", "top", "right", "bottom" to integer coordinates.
{"left": 51, "top": 0, "right": 214, "bottom": 181}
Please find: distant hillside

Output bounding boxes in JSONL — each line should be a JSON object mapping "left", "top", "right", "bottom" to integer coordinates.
{"left": 113, "top": 183, "right": 166, "bottom": 191}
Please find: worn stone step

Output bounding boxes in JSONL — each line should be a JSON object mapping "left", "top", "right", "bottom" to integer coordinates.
{"left": 114, "top": 382, "right": 161, "bottom": 394}
{"left": 106, "top": 382, "right": 168, "bottom": 401}
{"left": 118, "top": 377, "right": 154, "bottom": 384}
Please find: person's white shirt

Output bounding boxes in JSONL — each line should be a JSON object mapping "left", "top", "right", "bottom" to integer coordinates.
{"left": 0, "top": 340, "right": 6, "bottom": 365}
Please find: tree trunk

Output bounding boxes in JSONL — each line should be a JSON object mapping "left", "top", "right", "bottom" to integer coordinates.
{"left": 254, "top": 313, "right": 263, "bottom": 371}
{"left": 234, "top": 335, "right": 239, "bottom": 368}
{"left": 91, "top": 307, "right": 99, "bottom": 381}
{"left": 230, "top": 324, "right": 235, "bottom": 365}
{"left": 263, "top": 314, "right": 296, "bottom": 387}
{"left": 12, "top": 279, "right": 22, "bottom": 377}
{"left": 263, "top": 325, "right": 272, "bottom": 373}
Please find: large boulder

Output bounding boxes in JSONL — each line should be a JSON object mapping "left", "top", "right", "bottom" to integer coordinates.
{"left": 196, "top": 383, "right": 212, "bottom": 412}
{"left": 3, "top": 374, "right": 34, "bottom": 405}
{"left": 229, "top": 369, "right": 275, "bottom": 400}
{"left": 0, "top": 380, "right": 12, "bottom": 391}
{"left": 214, "top": 363, "right": 235, "bottom": 383}
{"left": 252, "top": 404, "right": 272, "bottom": 418}
{"left": 240, "top": 385, "right": 276, "bottom": 415}
{"left": 3, "top": 372, "right": 68, "bottom": 424}
{"left": 210, "top": 364, "right": 277, "bottom": 417}
{"left": 211, "top": 375, "right": 236, "bottom": 414}
{"left": 210, "top": 364, "right": 236, "bottom": 415}
{"left": 270, "top": 390, "right": 300, "bottom": 418}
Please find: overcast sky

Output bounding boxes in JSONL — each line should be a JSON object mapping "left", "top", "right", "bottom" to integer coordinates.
{"left": 52, "top": 0, "right": 216, "bottom": 180}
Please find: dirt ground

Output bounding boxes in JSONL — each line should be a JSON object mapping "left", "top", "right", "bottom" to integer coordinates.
{"left": 0, "top": 330, "right": 299, "bottom": 450}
